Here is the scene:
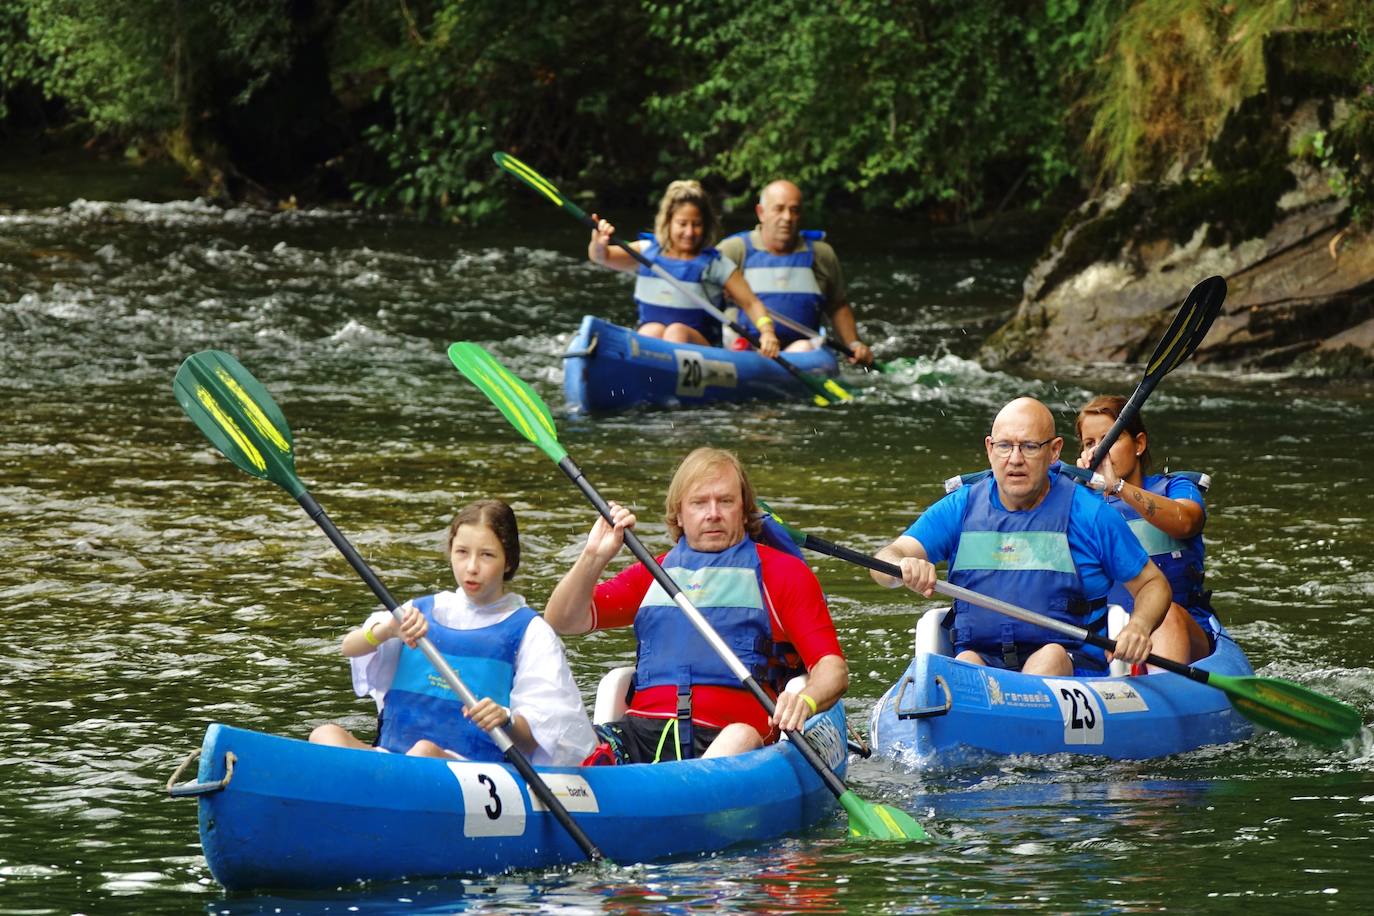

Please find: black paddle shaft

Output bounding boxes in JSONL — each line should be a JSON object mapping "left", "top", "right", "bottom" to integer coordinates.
{"left": 556, "top": 456, "right": 852, "bottom": 799}
{"left": 295, "top": 490, "right": 605, "bottom": 862}
{"left": 1087, "top": 377, "right": 1158, "bottom": 472}
{"left": 805, "top": 530, "right": 1214, "bottom": 687}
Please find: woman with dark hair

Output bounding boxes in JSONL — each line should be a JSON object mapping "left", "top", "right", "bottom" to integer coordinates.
{"left": 587, "top": 179, "right": 780, "bottom": 356}
{"left": 310, "top": 499, "right": 595, "bottom": 764}
{"left": 1075, "top": 396, "right": 1215, "bottom": 665}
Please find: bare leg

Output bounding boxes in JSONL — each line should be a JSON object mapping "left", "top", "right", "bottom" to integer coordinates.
{"left": 309, "top": 723, "right": 374, "bottom": 750}
{"left": 1144, "top": 603, "right": 1211, "bottom": 666}
{"left": 701, "top": 722, "right": 764, "bottom": 758}
{"left": 955, "top": 649, "right": 987, "bottom": 666}
{"left": 783, "top": 338, "right": 818, "bottom": 352}
{"left": 1021, "top": 643, "right": 1074, "bottom": 677}
{"left": 406, "top": 739, "right": 454, "bottom": 758}
{"left": 662, "top": 322, "right": 711, "bottom": 346}
{"left": 637, "top": 321, "right": 667, "bottom": 338}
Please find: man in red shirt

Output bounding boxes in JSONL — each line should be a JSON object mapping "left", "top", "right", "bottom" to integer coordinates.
{"left": 545, "top": 447, "right": 848, "bottom": 762}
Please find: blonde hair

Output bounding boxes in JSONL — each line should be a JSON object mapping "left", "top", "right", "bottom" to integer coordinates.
{"left": 653, "top": 180, "right": 720, "bottom": 251}
{"left": 664, "top": 447, "right": 763, "bottom": 542}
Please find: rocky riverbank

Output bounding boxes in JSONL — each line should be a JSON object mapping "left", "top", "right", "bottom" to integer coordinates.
{"left": 982, "top": 31, "right": 1374, "bottom": 377}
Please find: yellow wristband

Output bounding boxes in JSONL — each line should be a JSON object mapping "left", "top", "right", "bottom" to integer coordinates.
{"left": 799, "top": 693, "right": 818, "bottom": 715}
{"left": 363, "top": 623, "right": 381, "bottom": 647}
{"left": 755, "top": 315, "right": 774, "bottom": 329}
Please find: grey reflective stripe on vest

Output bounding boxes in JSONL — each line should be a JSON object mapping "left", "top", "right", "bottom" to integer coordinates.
{"left": 633, "top": 274, "right": 717, "bottom": 311}
{"left": 641, "top": 566, "right": 765, "bottom": 610}
{"left": 741, "top": 265, "right": 822, "bottom": 297}
{"left": 1127, "top": 518, "right": 1189, "bottom": 557}
{"left": 951, "top": 530, "right": 1076, "bottom": 574}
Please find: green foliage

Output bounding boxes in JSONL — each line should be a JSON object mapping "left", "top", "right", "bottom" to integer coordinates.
{"left": 1, "top": 0, "right": 293, "bottom": 135}
{"left": 1086, "top": 0, "right": 1368, "bottom": 185}
{"left": 642, "top": 0, "right": 1113, "bottom": 217}
{"left": 335, "top": 0, "right": 663, "bottom": 222}
{"left": 1326, "top": 7, "right": 1374, "bottom": 226}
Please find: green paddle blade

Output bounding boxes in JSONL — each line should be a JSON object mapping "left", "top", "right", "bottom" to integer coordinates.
{"left": 1212, "top": 672, "right": 1364, "bottom": 749}
{"left": 839, "top": 791, "right": 930, "bottom": 841}
{"left": 447, "top": 343, "right": 567, "bottom": 463}
{"left": 492, "top": 152, "right": 590, "bottom": 222}
{"left": 173, "top": 350, "right": 304, "bottom": 498}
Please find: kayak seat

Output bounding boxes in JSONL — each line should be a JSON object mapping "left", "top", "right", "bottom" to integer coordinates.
{"left": 915, "top": 605, "right": 1134, "bottom": 675}
{"left": 593, "top": 666, "right": 636, "bottom": 725}
{"left": 913, "top": 607, "right": 954, "bottom": 658}
{"left": 591, "top": 667, "right": 814, "bottom": 728}
{"left": 1107, "top": 605, "right": 1131, "bottom": 677}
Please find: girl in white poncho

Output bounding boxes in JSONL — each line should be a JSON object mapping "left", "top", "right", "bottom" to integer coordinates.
{"left": 310, "top": 499, "right": 596, "bottom": 765}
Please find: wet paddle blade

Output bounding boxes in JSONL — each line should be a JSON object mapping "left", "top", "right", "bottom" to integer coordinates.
{"left": 493, "top": 152, "right": 591, "bottom": 222}
{"left": 1212, "top": 672, "right": 1364, "bottom": 748}
{"left": 447, "top": 343, "right": 567, "bottom": 463}
{"left": 1145, "top": 275, "right": 1226, "bottom": 380}
{"left": 173, "top": 350, "right": 303, "bottom": 498}
{"left": 839, "top": 791, "right": 929, "bottom": 841}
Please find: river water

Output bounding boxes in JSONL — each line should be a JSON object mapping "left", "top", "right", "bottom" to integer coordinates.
{"left": 2, "top": 190, "right": 1372, "bottom": 914}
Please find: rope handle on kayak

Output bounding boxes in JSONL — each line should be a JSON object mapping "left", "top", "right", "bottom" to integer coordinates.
{"left": 895, "top": 674, "right": 952, "bottom": 720}
{"left": 166, "top": 748, "right": 236, "bottom": 798}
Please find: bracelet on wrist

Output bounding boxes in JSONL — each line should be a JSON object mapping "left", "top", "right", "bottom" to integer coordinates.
{"left": 755, "top": 315, "right": 775, "bottom": 329}
{"left": 798, "top": 693, "right": 818, "bottom": 715}
{"left": 363, "top": 622, "right": 381, "bottom": 647}
{"left": 1109, "top": 478, "right": 1126, "bottom": 497}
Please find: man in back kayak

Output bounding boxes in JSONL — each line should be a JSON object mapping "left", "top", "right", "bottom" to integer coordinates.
{"left": 870, "top": 397, "right": 1171, "bottom": 676}
{"left": 718, "top": 180, "right": 874, "bottom": 366}
{"left": 545, "top": 447, "right": 849, "bottom": 762}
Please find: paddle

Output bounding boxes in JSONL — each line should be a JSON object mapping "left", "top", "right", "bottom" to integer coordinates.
{"left": 758, "top": 507, "right": 1363, "bottom": 749}
{"left": 1087, "top": 275, "right": 1227, "bottom": 472}
{"left": 172, "top": 350, "right": 605, "bottom": 862}
{"left": 447, "top": 342, "right": 928, "bottom": 841}
{"left": 758, "top": 307, "right": 890, "bottom": 373}
{"left": 492, "top": 151, "right": 853, "bottom": 407}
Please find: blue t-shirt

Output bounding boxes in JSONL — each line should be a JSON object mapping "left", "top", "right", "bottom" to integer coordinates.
{"left": 904, "top": 479, "right": 1151, "bottom": 598}
{"left": 1146, "top": 473, "right": 1206, "bottom": 515}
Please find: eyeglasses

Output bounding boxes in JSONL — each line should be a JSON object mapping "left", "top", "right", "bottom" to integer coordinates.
{"left": 990, "top": 437, "right": 1057, "bottom": 458}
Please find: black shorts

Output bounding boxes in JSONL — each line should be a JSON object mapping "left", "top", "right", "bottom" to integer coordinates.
{"left": 596, "top": 715, "right": 723, "bottom": 764}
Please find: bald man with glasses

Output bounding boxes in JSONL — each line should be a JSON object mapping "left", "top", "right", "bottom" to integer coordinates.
{"left": 872, "top": 397, "right": 1171, "bottom": 676}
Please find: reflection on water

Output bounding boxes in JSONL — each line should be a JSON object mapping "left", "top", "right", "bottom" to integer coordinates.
{"left": 2, "top": 198, "right": 1372, "bottom": 913}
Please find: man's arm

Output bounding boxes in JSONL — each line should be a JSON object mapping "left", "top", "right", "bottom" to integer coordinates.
{"left": 1114, "top": 562, "right": 1171, "bottom": 664}
{"left": 872, "top": 534, "right": 936, "bottom": 596}
{"left": 826, "top": 302, "right": 873, "bottom": 366}
{"left": 772, "top": 653, "right": 848, "bottom": 733}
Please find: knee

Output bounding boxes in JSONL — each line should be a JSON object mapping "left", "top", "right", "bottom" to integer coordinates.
{"left": 955, "top": 649, "right": 985, "bottom": 666}
{"left": 309, "top": 724, "right": 348, "bottom": 746}
{"left": 406, "top": 739, "right": 448, "bottom": 758}
{"left": 703, "top": 723, "right": 763, "bottom": 758}
{"left": 663, "top": 324, "right": 692, "bottom": 343}
{"left": 1024, "top": 643, "right": 1072, "bottom": 676}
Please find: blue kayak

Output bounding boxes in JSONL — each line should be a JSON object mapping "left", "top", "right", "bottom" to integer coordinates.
{"left": 869, "top": 608, "right": 1254, "bottom": 768}
{"left": 562, "top": 315, "right": 839, "bottom": 413}
{"left": 174, "top": 705, "right": 848, "bottom": 890}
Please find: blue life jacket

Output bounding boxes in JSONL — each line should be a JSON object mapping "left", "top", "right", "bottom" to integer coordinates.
{"left": 948, "top": 471, "right": 1107, "bottom": 668}
{"left": 633, "top": 235, "right": 726, "bottom": 345}
{"left": 1104, "top": 472, "right": 1213, "bottom": 618}
{"left": 731, "top": 229, "right": 827, "bottom": 346}
{"left": 634, "top": 535, "right": 800, "bottom": 757}
{"left": 377, "top": 595, "right": 537, "bottom": 760}
{"left": 754, "top": 512, "right": 807, "bottom": 561}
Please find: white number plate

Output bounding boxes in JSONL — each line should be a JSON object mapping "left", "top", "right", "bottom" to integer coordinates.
{"left": 447, "top": 762, "right": 527, "bottom": 837}
{"left": 1044, "top": 678, "right": 1105, "bottom": 745}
